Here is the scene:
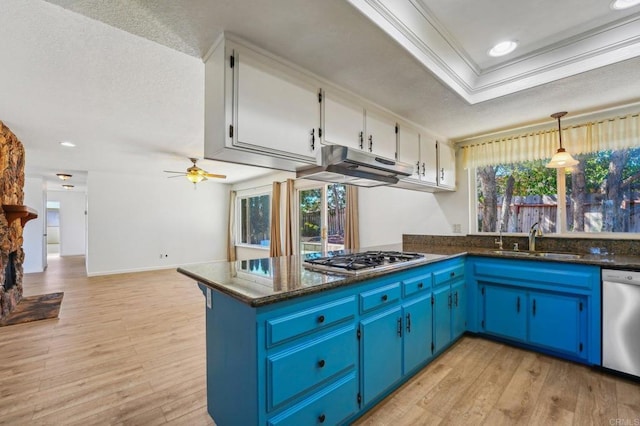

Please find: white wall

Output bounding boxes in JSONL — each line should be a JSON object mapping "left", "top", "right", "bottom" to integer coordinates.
{"left": 357, "top": 163, "right": 470, "bottom": 247}
{"left": 22, "top": 176, "right": 46, "bottom": 273}
{"left": 47, "top": 190, "right": 87, "bottom": 256}
{"left": 86, "top": 171, "right": 229, "bottom": 276}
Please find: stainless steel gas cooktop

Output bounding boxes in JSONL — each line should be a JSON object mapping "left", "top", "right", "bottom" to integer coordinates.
{"left": 303, "top": 250, "right": 428, "bottom": 275}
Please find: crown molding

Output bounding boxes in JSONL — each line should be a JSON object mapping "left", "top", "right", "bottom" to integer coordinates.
{"left": 347, "top": 0, "right": 640, "bottom": 104}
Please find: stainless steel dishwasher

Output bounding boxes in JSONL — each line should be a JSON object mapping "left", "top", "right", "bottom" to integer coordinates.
{"left": 602, "top": 269, "right": 640, "bottom": 377}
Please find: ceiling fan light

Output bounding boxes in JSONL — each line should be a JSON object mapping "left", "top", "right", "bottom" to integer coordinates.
{"left": 488, "top": 41, "right": 517, "bottom": 57}
{"left": 610, "top": 0, "right": 640, "bottom": 10}
{"left": 186, "top": 173, "right": 204, "bottom": 184}
{"left": 546, "top": 148, "right": 579, "bottom": 168}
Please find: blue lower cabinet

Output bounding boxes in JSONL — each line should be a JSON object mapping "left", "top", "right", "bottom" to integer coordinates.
{"left": 268, "top": 372, "right": 358, "bottom": 426}
{"left": 433, "top": 285, "right": 452, "bottom": 354}
{"left": 470, "top": 256, "right": 600, "bottom": 365}
{"left": 403, "top": 295, "right": 432, "bottom": 374}
{"left": 451, "top": 280, "right": 466, "bottom": 339}
{"left": 482, "top": 285, "right": 527, "bottom": 341}
{"left": 528, "top": 292, "right": 585, "bottom": 357}
{"left": 267, "top": 326, "right": 357, "bottom": 411}
{"left": 360, "top": 307, "right": 403, "bottom": 405}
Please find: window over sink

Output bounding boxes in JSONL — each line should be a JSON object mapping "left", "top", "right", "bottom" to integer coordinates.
{"left": 475, "top": 147, "right": 640, "bottom": 234}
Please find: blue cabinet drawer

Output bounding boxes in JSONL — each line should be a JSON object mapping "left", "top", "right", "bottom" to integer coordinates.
{"left": 268, "top": 372, "right": 358, "bottom": 426}
{"left": 434, "top": 262, "right": 465, "bottom": 286}
{"left": 403, "top": 272, "right": 432, "bottom": 297}
{"left": 472, "top": 257, "right": 597, "bottom": 290}
{"left": 360, "top": 282, "right": 401, "bottom": 313}
{"left": 266, "top": 296, "right": 356, "bottom": 347}
{"left": 267, "top": 326, "right": 357, "bottom": 411}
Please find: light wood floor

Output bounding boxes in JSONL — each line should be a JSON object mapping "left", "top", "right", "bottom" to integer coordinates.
{"left": 1, "top": 256, "right": 638, "bottom": 425}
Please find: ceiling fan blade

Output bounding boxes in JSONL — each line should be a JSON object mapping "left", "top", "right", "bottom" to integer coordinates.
{"left": 204, "top": 173, "right": 227, "bottom": 179}
{"left": 167, "top": 175, "right": 186, "bottom": 179}
{"left": 164, "top": 170, "right": 187, "bottom": 174}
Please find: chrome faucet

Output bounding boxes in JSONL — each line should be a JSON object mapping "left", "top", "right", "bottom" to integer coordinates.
{"left": 529, "top": 222, "right": 542, "bottom": 252}
{"left": 495, "top": 225, "right": 503, "bottom": 250}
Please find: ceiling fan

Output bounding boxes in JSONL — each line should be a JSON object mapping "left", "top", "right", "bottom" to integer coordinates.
{"left": 164, "top": 158, "right": 226, "bottom": 186}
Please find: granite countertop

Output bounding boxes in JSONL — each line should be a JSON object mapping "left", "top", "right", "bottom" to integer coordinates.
{"left": 178, "top": 243, "right": 640, "bottom": 308}
{"left": 177, "top": 245, "right": 463, "bottom": 307}
{"left": 405, "top": 245, "right": 640, "bottom": 269}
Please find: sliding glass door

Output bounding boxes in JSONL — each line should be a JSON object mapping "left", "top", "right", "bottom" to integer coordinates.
{"left": 298, "top": 184, "right": 346, "bottom": 255}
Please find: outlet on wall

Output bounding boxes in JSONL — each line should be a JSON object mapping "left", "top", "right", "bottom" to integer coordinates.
{"left": 452, "top": 224, "right": 462, "bottom": 233}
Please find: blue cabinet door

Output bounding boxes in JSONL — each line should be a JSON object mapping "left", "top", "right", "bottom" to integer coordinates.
{"left": 403, "top": 295, "right": 432, "bottom": 374}
{"left": 433, "top": 286, "right": 451, "bottom": 354}
{"left": 528, "top": 292, "right": 583, "bottom": 356}
{"left": 483, "top": 285, "right": 526, "bottom": 342}
{"left": 451, "top": 279, "right": 466, "bottom": 339}
{"left": 360, "top": 307, "right": 402, "bottom": 406}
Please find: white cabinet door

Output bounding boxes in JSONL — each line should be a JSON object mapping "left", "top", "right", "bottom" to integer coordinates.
{"left": 420, "top": 136, "right": 438, "bottom": 185}
{"left": 365, "top": 110, "right": 397, "bottom": 160}
{"left": 398, "top": 125, "right": 420, "bottom": 180}
{"left": 437, "top": 141, "right": 456, "bottom": 189}
{"left": 235, "top": 52, "right": 318, "bottom": 160}
{"left": 323, "top": 90, "right": 364, "bottom": 150}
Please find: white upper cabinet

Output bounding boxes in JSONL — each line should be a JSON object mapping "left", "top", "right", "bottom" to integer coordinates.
{"left": 396, "top": 122, "right": 451, "bottom": 191}
{"left": 398, "top": 125, "right": 420, "bottom": 179}
{"left": 437, "top": 141, "right": 456, "bottom": 189}
{"left": 234, "top": 50, "right": 318, "bottom": 161}
{"left": 421, "top": 135, "right": 438, "bottom": 185}
{"left": 322, "top": 90, "right": 365, "bottom": 151}
{"left": 321, "top": 89, "right": 397, "bottom": 160}
{"left": 365, "top": 109, "right": 397, "bottom": 160}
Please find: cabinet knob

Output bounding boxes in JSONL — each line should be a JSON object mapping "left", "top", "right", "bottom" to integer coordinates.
{"left": 318, "top": 414, "right": 326, "bottom": 423}
{"left": 317, "top": 315, "right": 325, "bottom": 324}
{"left": 450, "top": 271, "right": 455, "bottom": 278}
{"left": 418, "top": 282, "right": 423, "bottom": 289}
{"left": 317, "top": 359, "right": 325, "bottom": 368}
{"left": 381, "top": 294, "right": 388, "bottom": 301}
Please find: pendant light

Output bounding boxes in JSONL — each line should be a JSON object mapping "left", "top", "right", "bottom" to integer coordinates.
{"left": 546, "top": 111, "right": 579, "bottom": 168}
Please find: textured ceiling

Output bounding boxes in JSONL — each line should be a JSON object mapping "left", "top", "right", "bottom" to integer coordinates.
{"left": 2, "top": 0, "right": 640, "bottom": 189}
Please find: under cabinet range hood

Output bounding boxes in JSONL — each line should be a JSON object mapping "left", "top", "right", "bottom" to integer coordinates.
{"left": 296, "top": 145, "right": 413, "bottom": 187}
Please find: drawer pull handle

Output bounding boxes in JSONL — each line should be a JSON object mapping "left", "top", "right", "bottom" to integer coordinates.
{"left": 317, "top": 359, "right": 325, "bottom": 368}
{"left": 450, "top": 271, "right": 455, "bottom": 278}
{"left": 381, "top": 294, "right": 388, "bottom": 301}
{"left": 418, "top": 282, "right": 423, "bottom": 289}
{"left": 318, "top": 414, "right": 326, "bottom": 423}
{"left": 317, "top": 315, "right": 325, "bottom": 324}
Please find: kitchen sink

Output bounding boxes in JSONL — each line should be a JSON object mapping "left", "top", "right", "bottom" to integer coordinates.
{"left": 491, "top": 250, "right": 532, "bottom": 257}
{"left": 491, "top": 250, "right": 582, "bottom": 260}
{"left": 533, "top": 252, "right": 582, "bottom": 259}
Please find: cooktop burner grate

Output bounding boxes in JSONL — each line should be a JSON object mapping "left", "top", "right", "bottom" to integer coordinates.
{"left": 303, "top": 251, "right": 425, "bottom": 274}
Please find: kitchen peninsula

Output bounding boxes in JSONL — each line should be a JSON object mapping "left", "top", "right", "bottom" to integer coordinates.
{"left": 178, "top": 248, "right": 465, "bottom": 425}
{"left": 178, "top": 239, "right": 635, "bottom": 426}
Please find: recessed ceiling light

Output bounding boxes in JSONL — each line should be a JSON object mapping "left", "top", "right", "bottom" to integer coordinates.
{"left": 610, "top": 0, "right": 640, "bottom": 9}
{"left": 488, "top": 41, "right": 518, "bottom": 57}
{"left": 62, "top": 184, "right": 74, "bottom": 190}
{"left": 60, "top": 141, "right": 76, "bottom": 147}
